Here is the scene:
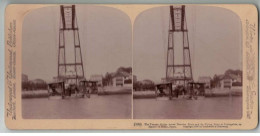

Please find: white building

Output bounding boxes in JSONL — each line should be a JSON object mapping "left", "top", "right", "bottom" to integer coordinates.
{"left": 219, "top": 74, "right": 242, "bottom": 89}
{"left": 112, "top": 72, "right": 132, "bottom": 87}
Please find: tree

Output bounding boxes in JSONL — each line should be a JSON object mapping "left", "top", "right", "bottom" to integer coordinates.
{"left": 211, "top": 74, "right": 220, "bottom": 88}
{"left": 103, "top": 72, "right": 113, "bottom": 86}
{"left": 116, "top": 67, "right": 132, "bottom": 74}
{"left": 133, "top": 81, "right": 142, "bottom": 91}
{"left": 224, "top": 69, "right": 242, "bottom": 76}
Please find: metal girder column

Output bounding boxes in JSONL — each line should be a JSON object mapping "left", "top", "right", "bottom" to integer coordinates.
{"left": 58, "top": 5, "right": 85, "bottom": 85}
{"left": 166, "top": 5, "right": 193, "bottom": 87}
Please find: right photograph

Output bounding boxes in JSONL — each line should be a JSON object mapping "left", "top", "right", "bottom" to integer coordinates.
{"left": 133, "top": 5, "right": 242, "bottom": 119}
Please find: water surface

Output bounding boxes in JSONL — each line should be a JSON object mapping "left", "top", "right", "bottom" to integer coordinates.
{"left": 134, "top": 96, "right": 242, "bottom": 119}
{"left": 22, "top": 94, "right": 131, "bottom": 119}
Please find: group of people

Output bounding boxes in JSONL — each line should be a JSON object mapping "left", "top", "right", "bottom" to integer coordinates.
{"left": 157, "top": 83, "right": 205, "bottom": 99}
{"left": 49, "top": 82, "right": 92, "bottom": 98}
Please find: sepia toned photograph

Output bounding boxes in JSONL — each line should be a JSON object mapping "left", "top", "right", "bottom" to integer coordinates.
{"left": 4, "top": 4, "right": 258, "bottom": 129}
{"left": 21, "top": 5, "right": 132, "bottom": 119}
{"left": 133, "top": 5, "right": 243, "bottom": 119}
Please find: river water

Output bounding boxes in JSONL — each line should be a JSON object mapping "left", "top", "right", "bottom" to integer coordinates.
{"left": 23, "top": 95, "right": 242, "bottom": 119}
{"left": 134, "top": 96, "right": 242, "bottom": 119}
{"left": 22, "top": 94, "right": 132, "bottom": 119}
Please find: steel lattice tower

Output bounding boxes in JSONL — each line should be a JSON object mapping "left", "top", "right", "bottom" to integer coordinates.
{"left": 166, "top": 5, "right": 193, "bottom": 87}
{"left": 58, "top": 5, "right": 85, "bottom": 85}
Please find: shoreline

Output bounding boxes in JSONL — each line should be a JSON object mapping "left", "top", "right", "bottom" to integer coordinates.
{"left": 133, "top": 88, "right": 242, "bottom": 99}
{"left": 22, "top": 86, "right": 132, "bottom": 99}
{"left": 22, "top": 88, "right": 242, "bottom": 99}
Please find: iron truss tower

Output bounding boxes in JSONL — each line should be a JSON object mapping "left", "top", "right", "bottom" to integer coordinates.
{"left": 58, "top": 5, "right": 85, "bottom": 85}
{"left": 166, "top": 5, "right": 193, "bottom": 87}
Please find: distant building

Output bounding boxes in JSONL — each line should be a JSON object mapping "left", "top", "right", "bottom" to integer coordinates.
{"left": 218, "top": 74, "right": 242, "bottom": 89}
{"left": 90, "top": 75, "right": 103, "bottom": 87}
{"left": 229, "top": 74, "right": 242, "bottom": 83}
{"left": 198, "top": 76, "right": 211, "bottom": 88}
{"left": 22, "top": 74, "right": 29, "bottom": 82}
{"left": 219, "top": 75, "right": 232, "bottom": 89}
{"left": 141, "top": 79, "right": 154, "bottom": 85}
{"left": 112, "top": 72, "right": 131, "bottom": 87}
{"left": 31, "top": 79, "right": 46, "bottom": 84}
{"left": 113, "top": 76, "right": 124, "bottom": 87}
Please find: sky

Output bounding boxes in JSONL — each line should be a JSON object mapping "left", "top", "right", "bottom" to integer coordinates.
{"left": 22, "top": 5, "right": 242, "bottom": 83}
{"left": 22, "top": 5, "right": 132, "bottom": 81}
{"left": 133, "top": 5, "right": 242, "bottom": 82}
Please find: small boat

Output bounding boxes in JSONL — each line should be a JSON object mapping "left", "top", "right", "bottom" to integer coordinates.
{"left": 47, "top": 81, "right": 90, "bottom": 100}
{"left": 154, "top": 82, "right": 206, "bottom": 101}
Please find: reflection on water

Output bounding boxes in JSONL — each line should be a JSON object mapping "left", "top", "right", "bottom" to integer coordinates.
{"left": 134, "top": 97, "right": 242, "bottom": 119}
{"left": 22, "top": 94, "right": 131, "bottom": 119}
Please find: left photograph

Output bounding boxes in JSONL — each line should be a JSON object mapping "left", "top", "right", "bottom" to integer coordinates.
{"left": 22, "top": 5, "right": 132, "bottom": 119}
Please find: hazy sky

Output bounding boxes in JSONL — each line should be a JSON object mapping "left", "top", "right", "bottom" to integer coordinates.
{"left": 133, "top": 6, "right": 242, "bottom": 82}
{"left": 22, "top": 5, "right": 132, "bottom": 81}
{"left": 23, "top": 5, "right": 242, "bottom": 83}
